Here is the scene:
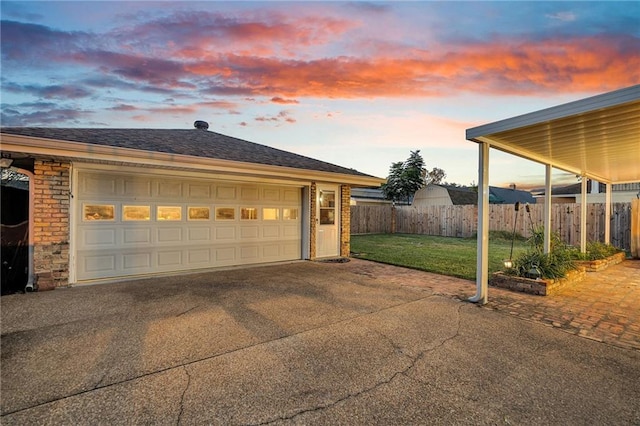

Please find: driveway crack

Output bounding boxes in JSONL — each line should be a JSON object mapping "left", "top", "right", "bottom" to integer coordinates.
{"left": 176, "top": 305, "right": 200, "bottom": 317}
{"left": 252, "top": 301, "right": 464, "bottom": 425}
{"left": 176, "top": 366, "right": 191, "bottom": 425}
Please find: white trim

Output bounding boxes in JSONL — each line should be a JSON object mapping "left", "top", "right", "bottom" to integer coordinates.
{"left": 69, "top": 164, "right": 78, "bottom": 284}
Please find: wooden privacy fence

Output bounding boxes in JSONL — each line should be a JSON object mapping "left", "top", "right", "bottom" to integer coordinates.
{"left": 351, "top": 202, "right": 634, "bottom": 251}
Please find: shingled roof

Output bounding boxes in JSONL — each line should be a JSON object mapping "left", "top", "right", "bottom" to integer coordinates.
{"left": 0, "top": 127, "right": 374, "bottom": 178}
{"left": 444, "top": 186, "right": 478, "bottom": 205}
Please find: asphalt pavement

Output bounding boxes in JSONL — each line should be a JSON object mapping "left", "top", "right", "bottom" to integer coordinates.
{"left": 2, "top": 259, "right": 639, "bottom": 425}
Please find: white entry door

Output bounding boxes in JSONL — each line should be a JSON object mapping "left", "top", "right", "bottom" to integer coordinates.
{"left": 316, "top": 185, "right": 339, "bottom": 258}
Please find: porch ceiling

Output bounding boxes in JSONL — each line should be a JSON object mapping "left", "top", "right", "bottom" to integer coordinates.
{"left": 466, "top": 85, "right": 640, "bottom": 184}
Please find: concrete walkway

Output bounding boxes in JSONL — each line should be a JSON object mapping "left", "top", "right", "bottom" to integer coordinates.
{"left": 1, "top": 259, "right": 639, "bottom": 424}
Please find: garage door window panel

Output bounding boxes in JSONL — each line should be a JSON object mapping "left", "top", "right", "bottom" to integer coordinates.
{"left": 216, "top": 207, "right": 235, "bottom": 220}
{"left": 123, "top": 205, "right": 150, "bottom": 221}
{"left": 188, "top": 207, "right": 210, "bottom": 220}
{"left": 263, "top": 208, "right": 279, "bottom": 220}
{"left": 83, "top": 204, "right": 115, "bottom": 221}
{"left": 157, "top": 206, "right": 182, "bottom": 221}
{"left": 283, "top": 208, "right": 298, "bottom": 220}
{"left": 241, "top": 208, "right": 258, "bottom": 220}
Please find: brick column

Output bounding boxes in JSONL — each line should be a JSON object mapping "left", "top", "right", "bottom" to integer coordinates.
{"left": 340, "top": 185, "right": 351, "bottom": 257}
{"left": 33, "top": 160, "right": 71, "bottom": 289}
{"left": 309, "top": 182, "right": 317, "bottom": 259}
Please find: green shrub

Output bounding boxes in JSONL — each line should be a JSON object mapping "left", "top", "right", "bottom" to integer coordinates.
{"left": 571, "top": 241, "right": 624, "bottom": 261}
{"left": 512, "top": 248, "right": 576, "bottom": 279}
{"left": 588, "top": 241, "right": 622, "bottom": 260}
{"left": 509, "top": 226, "right": 576, "bottom": 279}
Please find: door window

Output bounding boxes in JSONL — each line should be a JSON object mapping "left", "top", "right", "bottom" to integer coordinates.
{"left": 319, "top": 191, "right": 335, "bottom": 225}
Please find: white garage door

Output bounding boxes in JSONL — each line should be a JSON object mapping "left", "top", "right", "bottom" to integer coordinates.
{"left": 74, "top": 170, "right": 302, "bottom": 282}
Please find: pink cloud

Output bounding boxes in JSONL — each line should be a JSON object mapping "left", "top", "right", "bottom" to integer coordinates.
{"left": 187, "top": 34, "right": 639, "bottom": 98}
{"left": 124, "top": 11, "right": 357, "bottom": 59}
{"left": 4, "top": 18, "right": 638, "bottom": 103}
{"left": 271, "top": 97, "right": 299, "bottom": 104}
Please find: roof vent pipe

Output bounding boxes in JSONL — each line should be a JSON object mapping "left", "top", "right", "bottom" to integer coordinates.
{"left": 194, "top": 120, "right": 209, "bottom": 130}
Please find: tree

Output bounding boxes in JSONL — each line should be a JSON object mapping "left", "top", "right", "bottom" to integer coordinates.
{"left": 381, "top": 161, "right": 405, "bottom": 203}
{"left": 381, "top": 150, "right": 426, "bottom": 204}
{"left": 403, "top": 150, "right": 426, "bottom": 200}
{"left": 426, "top": 167, "right": 446, "bottom": 185}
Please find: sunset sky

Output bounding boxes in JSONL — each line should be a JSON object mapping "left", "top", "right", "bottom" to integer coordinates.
{"left": 2, "top": 1, "right": 639, "bottom": 188}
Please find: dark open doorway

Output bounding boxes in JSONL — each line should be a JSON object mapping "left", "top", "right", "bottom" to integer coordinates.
{"left": 1, "top": 170, "right": 30, "bottom": 294}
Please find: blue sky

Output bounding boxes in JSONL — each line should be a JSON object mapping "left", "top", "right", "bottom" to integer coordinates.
{"left": 2, "top": 1, "right": 638, "bottom": 188}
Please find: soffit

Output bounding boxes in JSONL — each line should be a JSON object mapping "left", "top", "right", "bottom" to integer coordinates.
{"left": 466, "top": 85, "right": 640, "bottom": 184}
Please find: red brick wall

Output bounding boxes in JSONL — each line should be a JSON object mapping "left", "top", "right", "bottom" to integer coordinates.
{"left": 340, "top": 185, "right": 351, "bottom": 257}
{"left": 33, "top": 160, "right": 70, "bottom": 289}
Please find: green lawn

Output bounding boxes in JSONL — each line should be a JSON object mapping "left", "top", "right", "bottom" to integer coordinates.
{"left": 350, "top": 233, "right": 527, "bottom": 281}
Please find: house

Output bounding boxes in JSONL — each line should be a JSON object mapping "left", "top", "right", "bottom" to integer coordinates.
{"left": 412, "top": 183, "right": 535, "bottom": 207}
{"left": 349, "top": 187, "right": 413, "bottom": 206}
{"left": 349, "top": 187, "right": 390, "bottom": 205}
{"left": 532, "top": 180, "right": 640, "bottom": 203}
{"left": 0, "top": 123, "right": 384, "bottom": 290}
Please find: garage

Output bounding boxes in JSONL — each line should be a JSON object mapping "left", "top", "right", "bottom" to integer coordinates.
{"left": 74, "top": 168, "right": 302, "bottom": 282}
{"left": 1, "top": 125, "right": 385, "bottom": 289}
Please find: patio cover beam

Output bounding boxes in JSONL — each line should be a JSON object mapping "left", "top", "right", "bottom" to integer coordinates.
{"left": 470, "top": 142, "right": 489, "bottom": 304}
{"left": 605, "top": 184, "right": 612, "bottom": 245}
{"left": 580, "top": 178, "right": 588, "bottom": 252}
{"left": 544, "top": 165, "right": 552, "bottom": 254}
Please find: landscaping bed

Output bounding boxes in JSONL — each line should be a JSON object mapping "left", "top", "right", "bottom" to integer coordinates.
{"left": 574, "top": 251, "right": 626, "bottom": 272}
{"left": 490, "top": 267, "right": 586, "bottom": 296}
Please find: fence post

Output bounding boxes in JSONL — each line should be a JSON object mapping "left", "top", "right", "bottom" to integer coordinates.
{"left": 391, "top": 205, "right": 396, "bottom": 234}
{"left": 632, "top": 199, "right": 640, "bottom": 258}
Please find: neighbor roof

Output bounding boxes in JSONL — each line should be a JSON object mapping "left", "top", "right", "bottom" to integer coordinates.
{"left": 442, "top": 186, "right": 478, "bottom": 205}
{"left": 466, "top": 85, "right": 640, "bottom": 184}
{"left": 0, "top": 127, "right": 377, "bottom": 180}
{"left": 489, "top": 186, "right": 536, "bottom": 204}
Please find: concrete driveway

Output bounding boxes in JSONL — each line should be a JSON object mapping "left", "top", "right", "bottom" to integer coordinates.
{"left": 2, "top": 259, "right": 639, "bottom": 425}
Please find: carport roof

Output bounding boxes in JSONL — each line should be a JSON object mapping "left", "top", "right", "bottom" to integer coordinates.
{"left": 466, "top": 85, "right": 640, "bottom": 184}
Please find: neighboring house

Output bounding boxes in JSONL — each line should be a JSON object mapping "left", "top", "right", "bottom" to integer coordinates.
{"left": 350, "top": 187, "right": 390, "bottom": 205}
{"left": 532, "top": 180, "right": 640, "bottom": 203}
{"left": 349, "top": 187, "right": 411, "bottom": 206}
{"left": 412, "top": 183, "right": 535, "bottom": 207}
{"left": 0, "top": 124, "right": 383, "bottom": 289}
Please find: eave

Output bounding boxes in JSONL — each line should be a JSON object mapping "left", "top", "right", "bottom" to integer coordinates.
{"left": 1, "top": 133, "right": 385, "bottom": 188}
